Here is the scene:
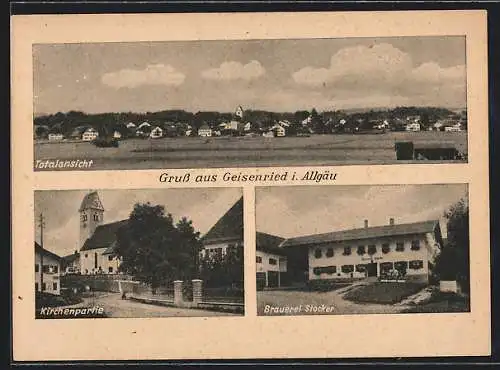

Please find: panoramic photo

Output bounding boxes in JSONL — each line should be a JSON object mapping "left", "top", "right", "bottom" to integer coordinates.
{"left": 33, "top": 36, "right": 467, "bottom": 171}
{"left": 34, "top": 188, "right": 244, "bottom": 318}
{"left": 255, "top": 184, "right": 470, "bottom": 316}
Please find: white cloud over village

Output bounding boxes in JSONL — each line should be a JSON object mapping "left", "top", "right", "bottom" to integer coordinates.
{"left": 101, "top": 63, "right": 186, "bottom": 88}
{"left": 291, "top": 43, "right": 466, "bottom": 106}
{"left": 201, "top": 60, "right": 265, "bottom": 81}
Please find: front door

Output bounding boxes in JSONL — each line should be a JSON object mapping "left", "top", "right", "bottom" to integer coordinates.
{"left": 366, "top": 263, "right": 378, "bottom": 277}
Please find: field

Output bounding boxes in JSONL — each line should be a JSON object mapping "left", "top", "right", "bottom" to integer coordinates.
{"left": 34, "top": 131, "right": 467, "bottom": 171}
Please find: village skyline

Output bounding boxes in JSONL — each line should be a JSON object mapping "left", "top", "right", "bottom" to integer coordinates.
{"left": 34, "top": 188, "right": 242, "bottom": 258}
{"left": 34, "top": 36, "right": 466, "bottom": 115}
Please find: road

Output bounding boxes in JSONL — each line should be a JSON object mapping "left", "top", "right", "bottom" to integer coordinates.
{"left": 80, "top": 293, "right": 240, "bottom": 318}
{"left": 257, "top": 287, "right": 411, "bottom": 316}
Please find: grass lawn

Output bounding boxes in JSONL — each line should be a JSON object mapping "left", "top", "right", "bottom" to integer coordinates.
{"left": 343, "top": 282, "right": 426, "bottom": 304}
{"left": 401, "top": 292, "right": 470, "bottom": 313}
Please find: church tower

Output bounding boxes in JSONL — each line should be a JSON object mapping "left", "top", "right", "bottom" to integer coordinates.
{"left": 79, "top": 191, "right": 104, "bottom": 249}
{"left": 235, "top": 106, "right": 244, "bottom": 121}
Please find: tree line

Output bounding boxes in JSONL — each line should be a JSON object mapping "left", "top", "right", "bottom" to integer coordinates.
{"left": 34, "top": 106, "right": 464, "bottom": 137}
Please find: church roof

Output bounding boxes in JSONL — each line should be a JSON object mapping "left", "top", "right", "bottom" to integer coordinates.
{"left": 202, "top": 197, "right": 243, "bottom": 245}
{"left": 79, "top": 191, "right": 105, "bottom": 212}
{"left": 80, "top": 220, "right": 128, "bottom": 251}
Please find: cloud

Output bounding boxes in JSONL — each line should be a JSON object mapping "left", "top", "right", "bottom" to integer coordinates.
{"left": 101, "top": 64, "right": 185, "bottom": 88}
{"left": 292, "top": 43, "right": 465, "bottom": 92}
{"left": 201, "top": 60, "right": 265, "bottom": 81}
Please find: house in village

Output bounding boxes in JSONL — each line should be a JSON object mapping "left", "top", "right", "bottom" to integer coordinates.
{"left": 406, "top": 122, "right": 421, "bottom": 132}
{"left": 198, "top": 124, "right": 213, "bottom": 137}
{"left": 61, "top": 251, "right": 80, "bottom": 275}
{"left": 256, "top": 232, "right": 287, "bottom": 288}
{"left": 35, "top": 242, "right": 62, "bottom": 295}
{"left": 82, "top": 128, "right": 99, "bottom": 141}
{"left": 126, "top": 122, "right": 136, "bottom": 129}
{"left": 113, "top": 131, "right": 122, "bottom": 139}
{"left": 150, "top": 126, "right": 163, "bottom": 139}
{"left": 48, "top": 133, "right": 64, "bottom": 141}
{"left": 200, "top": 197, "right": 244, "bottom": 259}
{"left": 280, "top": 218, "right": 443, "bottom": 285}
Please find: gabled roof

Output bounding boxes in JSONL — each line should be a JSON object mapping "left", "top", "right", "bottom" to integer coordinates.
{"left": 35, "top": 242, "right": 62, "bottom": 261}
{"left": 256, "top": 232, "right": 286, "bottom": 255}
{"left": 281, "top": 220, "right": 440, "bottom": 248}
{"left": 202, "top": 197, "right": 243, "bottom": 245}
{"left": 80, "top": 220, "right": 128, "bottom": 251}
{"left": 79, "top": 191, "right": 105, "bottom": 212}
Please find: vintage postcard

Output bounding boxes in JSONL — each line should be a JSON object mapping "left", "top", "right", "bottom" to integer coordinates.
{"left": 11, "top": 10, "right": 490, "bottom": 361}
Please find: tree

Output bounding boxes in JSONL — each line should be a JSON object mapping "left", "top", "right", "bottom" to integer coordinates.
{"left": 433, "top": 196, "right": 470, "bottom": 293}
{"left": 114, "top": 203, "right": 202, "bottom": 293}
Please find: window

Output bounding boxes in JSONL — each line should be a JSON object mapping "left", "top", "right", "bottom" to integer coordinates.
{"left": 411, "top": 240, "right": 421, "bottom": 251}
{"left": 343, "top": 246, "right": 351, "bottom": 256}
{"left": 356, "top": 264, "right": 367, "bottom": 272}
{"left": 341, "top": 265, "right": 354, "bottom": 274}
{"left": 396, "top": 242, "right": 405, "bottom": 252}
{"left": 380, "top": 262, "right": 394, "bottom": 274}
{"left": 394, "top": 261, "right": 408, "bottom": 272}
{"left": 323, "top": 266, "right": 337, "bottom": 274}
{"left": 357, "top": 246, "right": 366, "bottom": 255}
{"left": 313, "top": 267, "right": 322, "bottom": 276}
{"left": 94, "top": 253, "right": 98, "bottom": 268}
{"left": 256, "top": 256, "right": 262, "bottom": 263}
{"left": 93, "top": 214, "right": 99, "bottom": 221}
{"left": 42, "top": 283, "right": 47, "bottom": 291}
{"left": 42, "top": 265, "right": 50, "bottom": 273}
{"left": 269, "top": 258, "right": 277, "bottom": 265}
{"left": 35, "top": 264, "right": 39, "bottom": 273}
{"left": 81, "top": 214, "right": 88, "bottom": 222}
{"left": 84, "top": 253, "right": 88, "bottom": 258}
{"left": 368, "top": 245, "right": 377, "bottom": 255}
{"left": 409, "top": 260, "right": 424, "bottom": 270}
{"left": 314, "top": 249, "right": 322, "bottom": 258}
{"left": 35, "top": 283, "right": 39, "bottom": 292}
{"left": 53, "top": 265, "right": 58, "bottom": 273}
{"left": 326, "top": 248, "right": 334, "bottom": 258}
{"left": 382, "top": 243, "right": 390, "bottom": 254}
{"left": 108, "top": 267, "right": 114, "bottom": 273}
{"left": 108, "top": 255, "right": 113, "bottom": 261}
{"left": 85, "top": 269, "right": 89, "bottom": 274}
{"left": 53, "top": 282, "right": 58, "bottom": 290}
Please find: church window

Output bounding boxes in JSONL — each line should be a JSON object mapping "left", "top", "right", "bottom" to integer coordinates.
{"left": 81, "top": 214, "right": 88, "bottom": 222}
{"left": 93, "top": 214, "right": 99, "bottom": 221}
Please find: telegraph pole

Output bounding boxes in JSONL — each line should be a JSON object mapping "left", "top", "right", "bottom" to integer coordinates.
{"left": 39, "top": 213, "right": 45, "bottom": 292}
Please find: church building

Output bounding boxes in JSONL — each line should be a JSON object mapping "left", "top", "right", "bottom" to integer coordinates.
{"left": 77, "top": 191, "right": 124, "bottom": 274}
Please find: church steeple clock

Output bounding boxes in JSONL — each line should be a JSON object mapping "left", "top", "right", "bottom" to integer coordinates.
{"left": 79, "top": 190, "right": 104, "bottom": 249}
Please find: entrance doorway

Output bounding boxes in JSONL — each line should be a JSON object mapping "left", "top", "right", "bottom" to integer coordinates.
{"left": 366, "top": 263, "right": 378, "bottom": 277}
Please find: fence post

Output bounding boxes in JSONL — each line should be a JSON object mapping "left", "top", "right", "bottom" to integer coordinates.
{"left": 173, "top": 280, "right": 183, "bottom": 306}
{"left": 192, "top": 279, "right": 203, "bottom": 305}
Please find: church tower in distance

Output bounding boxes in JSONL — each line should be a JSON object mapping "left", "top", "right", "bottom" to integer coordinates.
{"left": 235, "top": 106, "right": 244, "bottom": 121}
{"left": 79, "top": 191, "right": 104, "bottom": 249}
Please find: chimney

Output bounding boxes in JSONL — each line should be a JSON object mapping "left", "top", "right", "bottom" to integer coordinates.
{"left": 364, "top": 219, "right": 368, "bottom": 228}
{"left": 389, "top": 218, "right": 395, "bottom": 226}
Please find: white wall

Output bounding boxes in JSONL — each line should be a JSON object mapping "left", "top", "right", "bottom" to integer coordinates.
{"left": 35, "top": 251, "right": 61, "bottom": 295}
{"left": 308, "top": 234, "right": 431, "bottom": 281}
{"left": 80, "top": 248, "right": 121, "bottom": 274}
{"left": 256, "top": 250, "right": 287, "bottom": 273}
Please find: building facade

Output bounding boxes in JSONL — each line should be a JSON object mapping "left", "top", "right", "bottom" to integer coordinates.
{"left": 200, "top": 197, "right": 244, "bottom": 259}
{"left": 281, "top": 218, "right": 443, "bottom": 284}
{"left": 256, "top": 232, "right": 287, "bottom": 288}
{"left": 35, "top": 242, "right": 62, "bottom": 295}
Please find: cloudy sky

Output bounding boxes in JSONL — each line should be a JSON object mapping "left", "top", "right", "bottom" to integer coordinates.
{"left": 33, "top": 36, "right": 466, "bottom": 115}
{"left": 34, "top": 188, "right": 242, "bottom": 257}
{"left": 256, "top": 184, "right": 468, "bottom": 239}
